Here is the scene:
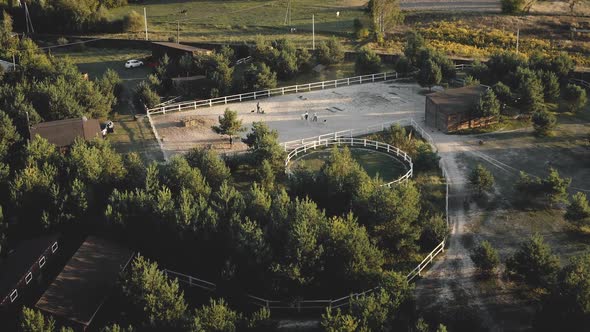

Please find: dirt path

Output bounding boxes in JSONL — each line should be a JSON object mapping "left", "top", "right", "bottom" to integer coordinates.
{"left": 414, "top": 126, "right": 502, "bottom": 331}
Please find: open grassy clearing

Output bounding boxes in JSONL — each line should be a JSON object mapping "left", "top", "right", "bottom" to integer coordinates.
{"left": 52, "top": 47, "right": 152, "bottom": 80}
{"left": 108, "top": 0, "right": 368, "bottom": 47}
{"left": 291, "top": 147, "right": 409, "bottom": 182}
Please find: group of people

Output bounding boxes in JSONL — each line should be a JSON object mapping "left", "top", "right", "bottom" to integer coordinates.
{"left": 302, "top": 111, "right": 319, "bottom": 122}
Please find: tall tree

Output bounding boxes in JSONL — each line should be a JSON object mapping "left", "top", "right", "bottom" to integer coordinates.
{"left": 563, "top": 84, "right": 588, "bottom": 113}
{"left": 191, "top": 298, "right": 240, "bottom": 332}
{"left": 417, "top": 60, "right": 441, "bottom": 91}
{"left": 506, "top": 233, "right": 560, "bottom": 287}
{"left": 565, "top": 192, "right": 590, "bottom": 227}
{"left": 470, "top": 240, "right": 500, "bottom": 275}
{"left": 355, "top": 47, "right": 382, "bottom": 74}
{"left": 212, "top": 108, "right": 245, "bottom": 145}
{"left": 369, "top": 0, "right": 404, "bottom": 33}
{"left": 532, "top": 110, "right": 556, "bottom": 136}
{"left": 475, "top": 89, "right": 501, "bottom": 118}
{"left": 242, "top": 63, "right": 277, "bottom": 91}
{"left": 242, "top": 121, "right": 286, "bottom": 170}
{"left": 469, "top": 164, "right": 494, "bottom": 196}
{"left": 535, "top": 253, "right": 590, "bottom": 331}
{"left": 121, "top": 255, "right": 188, "bottom": 329}
{"left": 516, "top": 67, "right": 545, "bottom": 113}
{"left": 20, "top": 307, "right": 55, "bottom": 332}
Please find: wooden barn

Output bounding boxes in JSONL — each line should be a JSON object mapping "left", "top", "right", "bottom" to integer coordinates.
{"left": 0, "top": 234, "right": 60, "bottom": 309}
{"left": 151, "top": 41, "right": 212, "bottom": 62}
{"left": 35, "top": 236, "right": 134, "bottom": 331}
{"left": 425, "top": 85, "right": 490, "bottom": 133}
{"left": 29, "top": 117, "right": 102, "bottom": 148}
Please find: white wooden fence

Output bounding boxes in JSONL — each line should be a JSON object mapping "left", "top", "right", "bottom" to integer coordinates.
{"left": 285, "top": 137, "right": 413, "bottom": 188}
{"left": 163, "top": 269, "right": 216, "bottom": 291}
{"left": 570, "top": 78, "right": 590, "bottom": 89}
{"left": 147, "top": 72, "right": 398, "bottom": 115}
{"left": 160, "top": 118, "right": 451, "bottom": 312}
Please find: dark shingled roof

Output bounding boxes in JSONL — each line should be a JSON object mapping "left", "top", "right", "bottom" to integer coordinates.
{"left": 426, "top": 85, "right": 487, "bottom": 116}
{"left": 152, "top": 41, "right": 211, "bottom": 53}
{"left": 29, "top": 117, "right": 101, "bottom": 147}
{"left": 0, "top": 234, "right": 60, "bottom": 305}
{"left": 35, "top": 236, "right": 134, "bottom": 328}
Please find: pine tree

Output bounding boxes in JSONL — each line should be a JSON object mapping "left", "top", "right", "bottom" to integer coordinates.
{"left": 212, "top": 108, "right": 245, "bottom": 145}
{"left": 418, "top": 60, "right": 442, "bottom": 91}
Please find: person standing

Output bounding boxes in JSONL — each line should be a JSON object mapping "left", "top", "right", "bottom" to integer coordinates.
{"left": 229, "top": 136, "right": 233, "bottom": 147}
{"left": 304, "top": 111, "right": 309, "bottom": 121}
{"left": 313, "top": 113, "right": 318, "bottom": 122}
{"left": 257, "top": 102, "right": 261, "bottom": 113}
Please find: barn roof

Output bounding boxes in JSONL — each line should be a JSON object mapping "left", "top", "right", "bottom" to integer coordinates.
{"left": 152, "top": 41, "right": 211, "bottom": 53}
{"left": 0, "top": 234, "right": 60, "bottom": 305}
{"left": 426, "top": 85, "right": 487, "bottom": 115}
{"left": 35, "top": 236, "right": 134, "bottom": 328}
{"left": 29, "top": 117, "right": 101, "bottom": 147}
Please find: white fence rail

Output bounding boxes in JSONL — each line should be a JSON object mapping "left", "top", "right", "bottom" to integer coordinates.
{"left": 454, "top": 63, "right": 473, "bottom": 71}
{"left": 147, "top": 72, "right": 398, "bottom": 115}
{"left": 162, "top": 118, "right": 450, "bottom": 312}
{"left": 145, "top": 111, "right": 168, "bottom": 161}
{"left": 285, "top": 137, "right": 413, "bottom": 187}
{"left": 282, "top": 118, "right": 414, "bottom": 151}
{"left": 570, "top": 78, "right": 590, "bottom": 89}
{"left": 163, "top": 269, "right": 216, "bottom": 291}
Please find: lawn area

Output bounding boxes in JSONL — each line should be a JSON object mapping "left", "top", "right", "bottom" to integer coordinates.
{"left": 107, "top": 0, "right": 368, "bottom": 47}
{"left": 291, "top": 146, "right": 409, "bottom": 182}
{"left": 53, "top": 47, "right": 164, "bottom": 162}
{"left": 52, "top": 47, "right": 152, "bottom": 80}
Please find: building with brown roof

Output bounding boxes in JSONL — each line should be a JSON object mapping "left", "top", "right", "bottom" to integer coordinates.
{"left": 425, "top": 85, "right": 489, "bottom": 133}
{"left": 152, "top": 41, "right": 212, "bottom": 62}
{"left": 29, "top": 117, "right": 101, "bottom": 148}
{"left": 35, "top": 236, "right": 134, "bottom": 330}
{"left": 0, "top": 234, "right": 60, "bottom": 309}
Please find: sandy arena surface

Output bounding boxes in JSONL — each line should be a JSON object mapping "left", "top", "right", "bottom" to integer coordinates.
{"left": 152, "top": 81, "right": 425, "bottom": 157}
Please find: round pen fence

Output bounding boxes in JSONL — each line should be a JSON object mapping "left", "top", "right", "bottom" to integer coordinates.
{"left": 285, "top": 137, "right": 413, "bottom": 187}
{"left": 160, "top": 121, "right": 448, "bottom": 314}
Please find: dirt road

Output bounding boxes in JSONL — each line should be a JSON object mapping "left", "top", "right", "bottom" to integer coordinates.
{"left": 400, "top": 0, "right": 501, "bottom": 11}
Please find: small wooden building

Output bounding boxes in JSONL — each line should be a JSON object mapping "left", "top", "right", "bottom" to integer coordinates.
{"left": 425, "top": 85, "right": 489, "bottom": 133}
{"left": 29, "top": 117, "right": 102, "bottom": 148}
{"left": 151, "top": 42, "right": 212, "bottom": 62}
{"left": 35, "top": 236, "right": 134, "bottom": 331}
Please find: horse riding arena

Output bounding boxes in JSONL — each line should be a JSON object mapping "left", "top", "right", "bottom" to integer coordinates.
{"left": 150, "top": 81, "right": 426, "bottom": 157}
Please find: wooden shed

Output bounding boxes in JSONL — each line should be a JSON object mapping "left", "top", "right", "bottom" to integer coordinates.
{"left": 425, "top": 86, "right": 489, "bottom": 133}
{"left": 29, "top": 117, "right": 101, "bottom": 148}
{"left": 35, "top": 236, "right": 134, "bottom": 331}
{"left": 151, "top": 42, "right": 212, "bottom": 62}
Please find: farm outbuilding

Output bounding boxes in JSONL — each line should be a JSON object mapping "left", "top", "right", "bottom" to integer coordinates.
{"left": 0, "top": 234, "right": 60, "bottom": 309}
{"left": 152, "top": 41, "right": 212, "bottom": 62}
{"left": 425, "top": 85, "right": 489, "bottom": 133}
{"left": 29, "top": 117, "right": 102, "bottom": 148}
{"left": 35, "top": 236, "right": 134, "bottom": 331}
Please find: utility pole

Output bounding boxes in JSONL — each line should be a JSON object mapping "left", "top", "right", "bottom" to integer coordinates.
{"left": 516, "top": 29, "right": 520, "bottom": 53}
{"left": 284, "top": 0, "right": 291, "bottom": 26}
{"left": 177, "top": 21, "right": 180, "bottom": 43}
{"left": 144, "top": 7, "right": 148, "bottom": 40}
{"left": 312, "top": 14, "right": 315, "bottom": 50}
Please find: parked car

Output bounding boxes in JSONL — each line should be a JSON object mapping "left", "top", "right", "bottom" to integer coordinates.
{"left": 125, "top": 59, "right": 143, "bottom": 68}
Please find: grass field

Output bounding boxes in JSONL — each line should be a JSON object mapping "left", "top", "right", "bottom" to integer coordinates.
{"left": 52, "top": 47, "right": 152, "bottom": 80}
{"left": 291, "top": 147, "right": 409, "bottom": 182}
{"left": 108, "top": 0, "right": 369, "bottom": 47}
